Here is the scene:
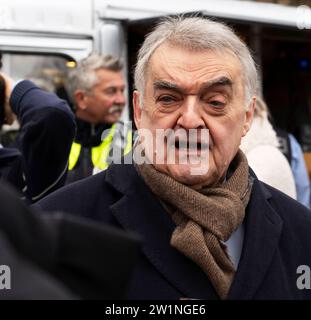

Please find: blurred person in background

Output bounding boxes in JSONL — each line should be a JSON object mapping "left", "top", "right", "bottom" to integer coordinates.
{"left": 274, "top": 126, "right": 310, "bottom": 208}
{"left": 65, "top": 54, "right": 132, "bottom": 183}
{"left": 0, "top": 69, "right": 76, "bottom": 203}
{"left": 240, "top": 97, "right": 297, "bottom": 200}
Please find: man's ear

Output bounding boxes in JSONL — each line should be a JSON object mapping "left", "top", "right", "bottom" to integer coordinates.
{"left": 133, "top": 90, "right": 142, "bottom": 129}
{"left": 242, "top": 97, "right": 256, "bottom": 137}
{"left": 74, "top": 90, "right": 87, "bottom": 111}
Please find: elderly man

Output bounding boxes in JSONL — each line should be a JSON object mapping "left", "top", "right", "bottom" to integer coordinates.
{"left": 66, "top": 54, "right": 132, "bottom": 183}
{"left": 36, "top": 17, "right": 311, "bottom": 299}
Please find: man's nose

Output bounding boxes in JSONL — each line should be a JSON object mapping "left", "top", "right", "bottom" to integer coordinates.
{"left": 176, "top": 96, "right": 205, "bottom": 129}
{"left": 115, "top": 90, "right": 126, "bottom": 106}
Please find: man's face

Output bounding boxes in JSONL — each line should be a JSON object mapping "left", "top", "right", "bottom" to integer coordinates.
{"left": 134, "top": 43, "right": 254, "bottom": 188}
{"left": 77, "top": 68, "right": 126, "bottom": 125}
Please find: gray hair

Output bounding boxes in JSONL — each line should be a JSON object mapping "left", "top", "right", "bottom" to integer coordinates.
{"left": 134, "top": 16, "right": 258, "bottom": 108}
{"left": 67, "top": 53, "right": 123, "bottom": 104}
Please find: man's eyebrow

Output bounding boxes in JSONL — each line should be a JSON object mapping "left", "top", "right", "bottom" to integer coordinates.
{"left": 103, "top": 85, "right": 125, "bottom": 91}
{"left": 153, "top": 80, "right": 183, "bottom": 93}
{"left": 153, "top": 77, "right": 233, "bottom": 94}
{"left": 201, "top": 76, "right": 233, "bottom": 90}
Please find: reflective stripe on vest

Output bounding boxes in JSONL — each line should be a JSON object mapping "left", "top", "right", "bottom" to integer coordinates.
{"left": 124, "top": 129, "right": 132, "bottom": 156}
{"left": 91, "top": 124, "right": 116, "bottom": 171}
{"left": 68, "top": 124, "right": 132, "bottom": 171}
{"left": 68, "top": 142, "right": 82, "bottom": 170}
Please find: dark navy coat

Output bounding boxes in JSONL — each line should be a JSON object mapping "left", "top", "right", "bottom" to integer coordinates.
{"left": 35, "top": 162, "right": 311, "bottom": 299}
{"left": 0, "top": 80, "right": 76, "bottom": 202}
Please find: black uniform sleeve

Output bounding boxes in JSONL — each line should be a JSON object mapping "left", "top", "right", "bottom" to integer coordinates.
{"left": 9, "top": 80, "right": 76, "bottom": 202}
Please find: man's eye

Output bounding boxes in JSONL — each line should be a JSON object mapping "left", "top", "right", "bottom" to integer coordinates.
{"left": 104, "top": 88, "right": 116, "bottom": 95}
{"left": 158, "top": 96, "right": 176, "bottom": 104}
{"left": 209, "top": 100, "right": 225, "bottom": 108}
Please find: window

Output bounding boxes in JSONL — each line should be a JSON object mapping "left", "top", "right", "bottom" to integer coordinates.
{"left": 1, "top": 52, "right": 75, "bottom": 95}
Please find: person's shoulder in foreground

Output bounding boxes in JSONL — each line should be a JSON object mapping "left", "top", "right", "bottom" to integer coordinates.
{"left": 34, "top": 161, "right": 128, "bottom": 222}
{"left": 0, "top": 180, "right": 141, "bottom": 299}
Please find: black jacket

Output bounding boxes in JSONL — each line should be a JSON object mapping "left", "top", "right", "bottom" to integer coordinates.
{"left": 0, "top": 147, "right": 22, "bottom": 190}
{"left": 0, "top": 181, "right": 140, "bottom": 299}
{"left": 66, "top": 119, "right": 110, "bottom": 184}
{"left": 35, "top": 162, "right": 311, "bottom": 299}
{"left": 0, "top": 80, "right": 76, "bottom": 202}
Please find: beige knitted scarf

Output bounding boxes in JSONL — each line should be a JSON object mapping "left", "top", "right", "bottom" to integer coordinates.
{"left": 136, "top": 150, "right": 252, "bottom": 299}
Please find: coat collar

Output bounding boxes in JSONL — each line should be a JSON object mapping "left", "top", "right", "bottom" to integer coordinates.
{"left": 228, "top": 180, "right": 283, "bottom": 299}
{"left": 106, "top": 163, "right": 283, "bottom": 299}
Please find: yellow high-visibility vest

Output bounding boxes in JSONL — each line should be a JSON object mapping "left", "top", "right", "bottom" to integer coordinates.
{"left": 68, "top": 124, "right": 132, "bottom": 172}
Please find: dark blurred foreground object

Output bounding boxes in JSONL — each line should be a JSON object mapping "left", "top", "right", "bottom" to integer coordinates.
{"left": 0, "top": 182, "right": 141, "bottom": 299}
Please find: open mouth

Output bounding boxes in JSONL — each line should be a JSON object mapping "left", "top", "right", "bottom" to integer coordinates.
{"left": 174, "top": 139, "right": 209, "bottom": 151}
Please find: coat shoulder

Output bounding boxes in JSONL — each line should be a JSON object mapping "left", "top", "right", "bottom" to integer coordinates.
{"left": 259, "top": 181, "right": 311, "bottom": 243}
{"left": 34, "top": 170, "right": 119, "bottom": 218}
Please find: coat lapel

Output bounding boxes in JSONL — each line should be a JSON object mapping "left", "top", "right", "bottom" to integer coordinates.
{"left": 228, "top": 179, "right": 283, "bottom": 299}
{"left": 106, "top": 163, "right": 283, "bottom": 300}
{"left": 106, "top": 163, "right": 219, "bottom": 299}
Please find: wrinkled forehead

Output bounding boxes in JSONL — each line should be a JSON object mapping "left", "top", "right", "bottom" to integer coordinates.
{"left": 146, "top": 43, "right": 243, "bottom": 91}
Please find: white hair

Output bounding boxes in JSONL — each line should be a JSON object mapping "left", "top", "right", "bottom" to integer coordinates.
{"left": 134, "top": 16, "right": 258, "bottom": 108}
{"left": 66, "top": 53, "right": 123, "bottom": 104}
